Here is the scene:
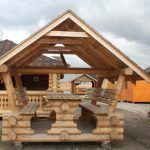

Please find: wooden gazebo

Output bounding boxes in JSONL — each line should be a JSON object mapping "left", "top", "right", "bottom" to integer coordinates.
{"left": 0, "top": 10, "right": 150, "bottom": 150}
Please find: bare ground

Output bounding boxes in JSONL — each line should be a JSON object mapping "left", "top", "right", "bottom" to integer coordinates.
{"left": 0, "top": 104, "right": 150, "bottom": 150}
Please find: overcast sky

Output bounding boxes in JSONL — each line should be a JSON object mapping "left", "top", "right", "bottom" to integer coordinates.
{"left": 0, "top": 0, "right": 150, "bottom": 69}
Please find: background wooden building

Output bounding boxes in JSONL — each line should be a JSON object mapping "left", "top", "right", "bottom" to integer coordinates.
{"left": 0, "top": 40, "right": 64, "bottom": 91}
{"left": 120, "top": 67, "right": 150, "bottom": 102}
{"left": 71, "top": 74, "right": 97, "bottom": 94}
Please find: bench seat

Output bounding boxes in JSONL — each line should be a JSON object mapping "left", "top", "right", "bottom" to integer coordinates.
{"left": 20, "top": 102, "right": 39, "bottom": 115}
{"left": 80, "top": 102, "right": 109, "bottom": 115}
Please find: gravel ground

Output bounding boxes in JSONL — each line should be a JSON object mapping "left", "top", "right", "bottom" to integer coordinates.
{"left": 0, "top": 103, "right": 150, "bottom": 150}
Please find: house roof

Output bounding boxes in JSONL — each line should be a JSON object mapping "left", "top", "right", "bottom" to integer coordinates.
{"left": 145, "top": 67, "right": 150, "bottom": 74}
{"left": 71, "top": 74, "right": 97, "bottom": 82}
{"left": 0, "top": 40, "right": 17, "bottom": 57}
{"left": 0, "top": 40, "right": 63, "bottom": 67}
{"left": 0, "top": 10, "right": 150, "bottom": 83}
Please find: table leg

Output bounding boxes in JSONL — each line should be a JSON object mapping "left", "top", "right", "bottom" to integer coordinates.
{"left": 47, "top": 100, "right": 81, "bottom": 139}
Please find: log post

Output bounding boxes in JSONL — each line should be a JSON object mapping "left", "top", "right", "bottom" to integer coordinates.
{"left": 47, "top": 74, "right": 52, "bottom": 91}
{"left": 47, "top": 73, "right": 61, "bottom": 92}
{"left": 14, "top": 73, "right": 27, "bottom": 106}
{"left": 2, "top": 72, "right": 16, "bottom": 110}
{"left": 96, "top": 77, "right": 104, "bottom": 88}
{"left": 91, "top": 77, "right": 104, "bottom": 105}
{"left": 110, "top": 74, "right": 125, "bottom": 112}
{"left": 14, "top": 73, "right": 23, "bottom": 89}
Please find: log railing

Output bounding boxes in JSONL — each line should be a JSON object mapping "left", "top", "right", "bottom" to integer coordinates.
{"left": 0, "top": 90, "right": 48, "bottom": 112}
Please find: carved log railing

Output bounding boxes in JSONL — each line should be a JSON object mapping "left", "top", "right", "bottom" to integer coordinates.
{"left": 0, "top": 90, "right": 48, "bottom": 112}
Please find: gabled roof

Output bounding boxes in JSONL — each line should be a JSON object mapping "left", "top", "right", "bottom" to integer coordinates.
{"left": 0, "top": 10, "right": 150, "bottom": 82}
{"left": 71, "top": 74, "right": 97, "bottom": 82}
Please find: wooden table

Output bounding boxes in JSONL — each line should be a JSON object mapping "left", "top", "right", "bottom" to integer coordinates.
{"left": 46, "top": 93, "right": 81, "bottom": 141}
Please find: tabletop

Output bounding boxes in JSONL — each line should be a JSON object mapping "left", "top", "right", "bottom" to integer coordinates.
{"left": 47, "top": 93, "right": 81, "bottom": 100}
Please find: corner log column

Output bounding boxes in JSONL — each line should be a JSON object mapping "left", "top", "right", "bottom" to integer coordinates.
{"left": 2, "top": 114, "right": 35, "bottom": 141}
{"left": 2, "top": 71, "right": 16, "bottom": 111}
{"left": 47, "top": 73, "right": 61, "bottom": 92}
{"left": 93, "top": 113, "right": 124, "bottom": 140}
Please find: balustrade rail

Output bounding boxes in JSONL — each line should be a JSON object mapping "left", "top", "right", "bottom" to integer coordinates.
{"left": 0, "top": 91, "right": 48, "bottom": 114}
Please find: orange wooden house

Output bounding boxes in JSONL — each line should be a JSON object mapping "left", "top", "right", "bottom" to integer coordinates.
{"left": 120, "top": 67, "right": 150, "bottom": 102}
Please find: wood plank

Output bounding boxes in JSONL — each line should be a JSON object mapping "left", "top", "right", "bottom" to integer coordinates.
{"left": 38, "top": 38, "right": 93, "bottom": 45}
{"left": 45, "top": 50, "right": 74, "bottom": 54}
{"left": 2, "top": 120, "right": 30, "bottom": 128}
{"left": 79, "top": 102, "right": 108, "bottom": 114}
{"left": 7, "top": 43, "right": 42, "bottom": 66}
{"left": 15, "top": 45, "right": 48, "bottom": 66}
{"left": 20, "top": 103, "right": 39, "bottom": 115}
{"left": 2, "top": 128, "right": 34, "bottom": 135}
{"left": 14, "top": 67, "right": 110, "bottom": 75}
{"left": 75, "top": 45, "right": 109, "bottom": 69}
{"left": 87, "top": 96, "right": 112, "bottom": 105}
{"left": 10, "top": 133, "right": 123, "bottom": 142}
{"left": 46, "top": 31, "right": 89, "bottom": 37}
{"left": 74, "top": 51, "right": 96, "bottom": 68}
{"left": 46, "top": 45, "right": 76, "bottom": 51}
{"left": 60, "top": 52, "right": 68, "bottom": 68}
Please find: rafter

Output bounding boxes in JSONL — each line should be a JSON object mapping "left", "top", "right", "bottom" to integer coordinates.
{"left": 7, "top": 43, "right": 42, "bottom": 66}
{"left": 16, "top": 45, "right": 48, "bottom": 66}
{"left": 73, "top": 45, "right": 107, "bottom": 69}
{"left": 77, "top": 45, "right": 110, "bottom": 69}
{"left": 60, "top": 52, "right": 68, "bottom": 68}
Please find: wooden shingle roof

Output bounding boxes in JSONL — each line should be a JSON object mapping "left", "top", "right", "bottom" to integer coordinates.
{"left": 0, "top": 40, "right": 17, "bottom": 57}
{"left": 0, "top": 40, "right": 63, "bottom": 67}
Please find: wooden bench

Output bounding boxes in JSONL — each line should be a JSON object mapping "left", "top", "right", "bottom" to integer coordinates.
{"left": 20, "top": 102, "right": 39, "bottom": 115}
{"left": 79, "top": 88, "right": 124, "bottom": 141}
{"left": 80, "top": 88, "right": 118, "bottom": 115}
{"left": 15, "top": 88, "right": 39, "bottom": 115}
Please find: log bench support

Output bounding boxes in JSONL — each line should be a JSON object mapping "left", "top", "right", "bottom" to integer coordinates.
{"left": 80, "top": 103, "right": 124, "bottom": 140}
{"left": 2, "top": 113, "right": 35, "bottom": 142}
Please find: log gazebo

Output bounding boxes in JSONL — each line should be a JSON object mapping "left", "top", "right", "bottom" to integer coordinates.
{"left": 0, "top": 10, "right": 150, "bottom": 150}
